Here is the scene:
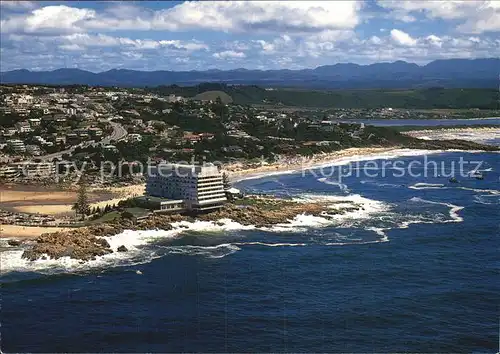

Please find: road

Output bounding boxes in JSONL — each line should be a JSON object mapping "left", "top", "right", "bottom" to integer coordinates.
{"left": 38, "top": 121, "right": 128, "bottom": 161}
{"left": 101, "top": 121, "right": 128, "bottom": 144}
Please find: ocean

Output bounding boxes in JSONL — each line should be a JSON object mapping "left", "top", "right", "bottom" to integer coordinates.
{"left": 1, "top": 147, "right": 499, "bottom": 351}
{"left": 341, "top": 117, "right": 500, "bottom": 127}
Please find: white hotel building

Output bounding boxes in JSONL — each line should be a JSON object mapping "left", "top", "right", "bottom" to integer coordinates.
{"left": 146, "top": 163, "right": 227, "bottom": 212}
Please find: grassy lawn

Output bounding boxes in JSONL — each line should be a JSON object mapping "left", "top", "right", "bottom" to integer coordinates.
{"left": 86, "top": 211, "right": 121, "bottom": 225}
{"left": 125, "top": 207, "right": 151, "bottom": 218}
{"left": 81, "top": 207, "right": 151, "bottom": 226}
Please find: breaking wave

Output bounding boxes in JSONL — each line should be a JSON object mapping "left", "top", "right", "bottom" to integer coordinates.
{"left": 409, "top": 183, "right": 446, "bottom": 190}
{"left": 234, "top": 242, "right": 307, "bottom": 247}
{"left": 409, "top": 197, "right": 464, "bottom": 223}
{"left": 317, "top": 177, "right": 350, "bottom": 192}
{"left": 163, "top": 243, "right": 241, "bottom": 259}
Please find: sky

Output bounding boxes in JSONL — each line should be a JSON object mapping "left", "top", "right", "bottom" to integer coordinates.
{"left": 0, "top": 0, "right": 499, "bottom": 72}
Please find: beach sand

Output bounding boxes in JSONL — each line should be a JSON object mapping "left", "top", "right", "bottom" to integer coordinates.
{"left": 404, "top": 127, "right": 500, "bottom": 141}
{"left": 0, "top": 224, "right": 69, "bottom": 239}
{"left": 0, "top": 184, "right": 146, "bottom": 216}
{"left": 226, "top": 147, "right": 400, "bottom": 181}
{"left": 0, "top": 146, "right": 417, "bottom": 239}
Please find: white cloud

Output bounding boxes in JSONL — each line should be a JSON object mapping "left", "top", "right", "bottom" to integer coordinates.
{"left": 0, "top": 1, "right": 38, "bottom": 10}
{"left": 7, "top": 33, "right": 209, "bottom": 52}
{"left": 254, "top": 40, "right": 276, "bottom": 54}
{"left": 400, "top": 15, "right": 417, "bottom": 23}
{"left": 1, "top": 5, "right": 96, "bottom": 35}
{"left": 150, "top": 1, "right": 362, "bottom": 33}
{"left": 390, "top": 29, "right": 417, "bottom": 46}
{"left": 458, "top": 10, "right": 500, "bottom": 33}
{"left": 213, "top": 50, "right": 246, "bottom": 59}
{"left": 1, "top": 1, "right": 362, "bottom": 35}
{"left": 378, "top": 0, "right": 500, "bottom": 33}
{"left": 425, "top": 35, "right": 443, "bottom": 47}
{"left": 59, "top": 43, "right": 84, "bottom": 51}
{"left": 2, "top": 31, "right": 499, "bottom": 72}
{"left": 0, "top": 1, "right": 499, "bottom": 72}
{"left": 368, "top": 36, "right": 383, "bottom": 45}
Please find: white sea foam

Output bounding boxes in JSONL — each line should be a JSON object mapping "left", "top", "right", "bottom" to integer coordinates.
{"left": 234, "top": 149, "right": 447, "bottom": 184}
{"left": 360, "top": 180, "right": 401, "bottom": 188}
{"left": 365, "top": 227, "right": 390, "bottom": 242}
{"left": 317, "top": 177, "right": 350, "bottom": 192}
{"left": 234, "top": 242, "right": 307, "bottom": 247}
{"left": 164, "top": 243, "right": 241, "bottom": 259}
{"left": 325, "top": 239, "right": 387, "bottom": 246}
{"left": 0, "top": 220, "right": 256, "bottom": 275}
{"left": 409, "top": 183, "right": 446, "bottom": 190}
{"left": 413, "top": 130, "right": 500, "bottom": 144}
{"left": 305, "top": 149, "right": 446, "bottom": 172}
{"left": 408, "top": 183, "right": 500, "bottom": 196}
{"left": 287, "top": 213, "right": 333, "bottom": 226}
{"left": 409, "top": 197, "right": 464, "bottom": 223}
{"left": 232, "top": 169, "right": 299, "bottom": 183}
{"left": 474, "top": 194, "right": 500, "bottom": 205}
{"left": 457, "top": 187, "right": 500, "bottom": 195}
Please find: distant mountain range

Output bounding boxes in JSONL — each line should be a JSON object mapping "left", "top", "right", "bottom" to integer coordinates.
{"left": 1, "top": 58, "right": 498, "bottom": 89}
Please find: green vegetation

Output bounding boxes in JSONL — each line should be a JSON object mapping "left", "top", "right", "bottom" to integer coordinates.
{"left": 193, "top": 90, "right": 233, "bottom": 104}
{"left": 148, "top": 84, "right": 500, "bottom": 110}
{"left": 72, "top": 179, "right": 91, "bottom": 220}
{"left": 86, "top": 211, "right": 121, "bottom": 225}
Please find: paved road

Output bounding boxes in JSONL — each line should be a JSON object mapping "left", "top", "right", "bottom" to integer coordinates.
{"left": 38, "top": 121, "right": 128, "bottom": 161}
{"left": 101, "top": 121, "right": 128, "bottom": 144}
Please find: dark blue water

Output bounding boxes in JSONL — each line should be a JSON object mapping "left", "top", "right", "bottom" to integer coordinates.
{"left": 1, "top": 151, "right": 499, "bottom": 352}
{"left": 343, "top": 117, "right": 500, "bottom": 127}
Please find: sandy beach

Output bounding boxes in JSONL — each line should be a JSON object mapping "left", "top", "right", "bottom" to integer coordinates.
{"left": 0, "top": 224, "right": 70, "bottom": 239}
{"left": 0, "top": 146, "right": 430, "bottom": 239}
{"left": 404, "top": 127, "right": 500, "bottom": 142}
{"left": 0, "top": 184, "right": 145, "bottom": 217}
{"left": 226, "top": 147, "right": 401, "bottom": 181}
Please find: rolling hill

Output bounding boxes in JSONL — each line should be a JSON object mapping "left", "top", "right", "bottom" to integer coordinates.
{"left": 1, "top": 58, "right": 498, "bottom": 89}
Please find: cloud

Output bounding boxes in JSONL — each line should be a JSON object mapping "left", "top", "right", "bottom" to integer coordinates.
{"left": 390, "top": 29, "right": 417, "bottom": 46}
{"left": 1, "top": 5, "right": 96, "bottom": 35}
{"left": 425, "top": 35, "right": 443, "bottom": 48}
{"left": 0, "top": 1, "right": 498, "bottom": 72}
{"left": 151, "top": 1, "right": 362, "bottom": 33}
{"left": 0, "top": 1, "right": 38, "bottom": 10}
{"left": 1, "top": 1, "right": 362, "bottom": 35}
{"left": 213, "top": 50, "right": 246, "bottom": 59}
{"left": 377, "top": 0, "right": 500, "bottom": 33}
{"left": 2, "top": 31, "right": 498, "bottom": 72}
{"left": 7, "top": 33, "right": 209, "bottom": 52}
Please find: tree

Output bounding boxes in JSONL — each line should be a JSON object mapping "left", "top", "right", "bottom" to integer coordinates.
{"left": 72, "top": 178, "right": 91, "bottom": 220}
{"left": 222, "top": 172, "right": 231, "bottom": 190}
{"left": 153, "top": 121, "right": 166, "bottom": 133}
{"left": 121, "top": 210, "right": 134, "bottom": 220}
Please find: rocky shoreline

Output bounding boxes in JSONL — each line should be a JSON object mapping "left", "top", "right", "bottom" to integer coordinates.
{"left": 18, "top": 197, "right": 362, "bottom": 262}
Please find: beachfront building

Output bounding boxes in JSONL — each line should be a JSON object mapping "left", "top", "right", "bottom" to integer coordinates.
{"left": 0, "top": 162, "right": 55, "bottom": 180}
{"left": 146, "top": 163, "right": 227, "bottom": 212}
{"left": 7, "top": 139, "right": 26, "bottom": 153}
{"left": 134, "top": 196, "right": 185, "bottom": 213}
{"left": 0, "top": 165, "right": 20, "bottom": 180}
{"left": 17, "top": 162, "right": 56, "bottom": 179}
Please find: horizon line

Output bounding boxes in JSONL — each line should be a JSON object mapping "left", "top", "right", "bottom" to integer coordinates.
{"left": 1, "top": 57, "right": 498, "bottom": 74}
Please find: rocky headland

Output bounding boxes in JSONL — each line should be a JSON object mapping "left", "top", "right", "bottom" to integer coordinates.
{"left": 19, "top": 197, "right": 362, "bottom": 262}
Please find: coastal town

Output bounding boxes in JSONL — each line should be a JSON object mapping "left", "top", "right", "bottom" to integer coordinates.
{"left": 1, "top": 0, "right": 498, "bottom": 350}
{"left": 2, "top": 84, "right": 498, "bottom": 184}
{"left": 0, "top": 83, "right": 498, "bottom": 256}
